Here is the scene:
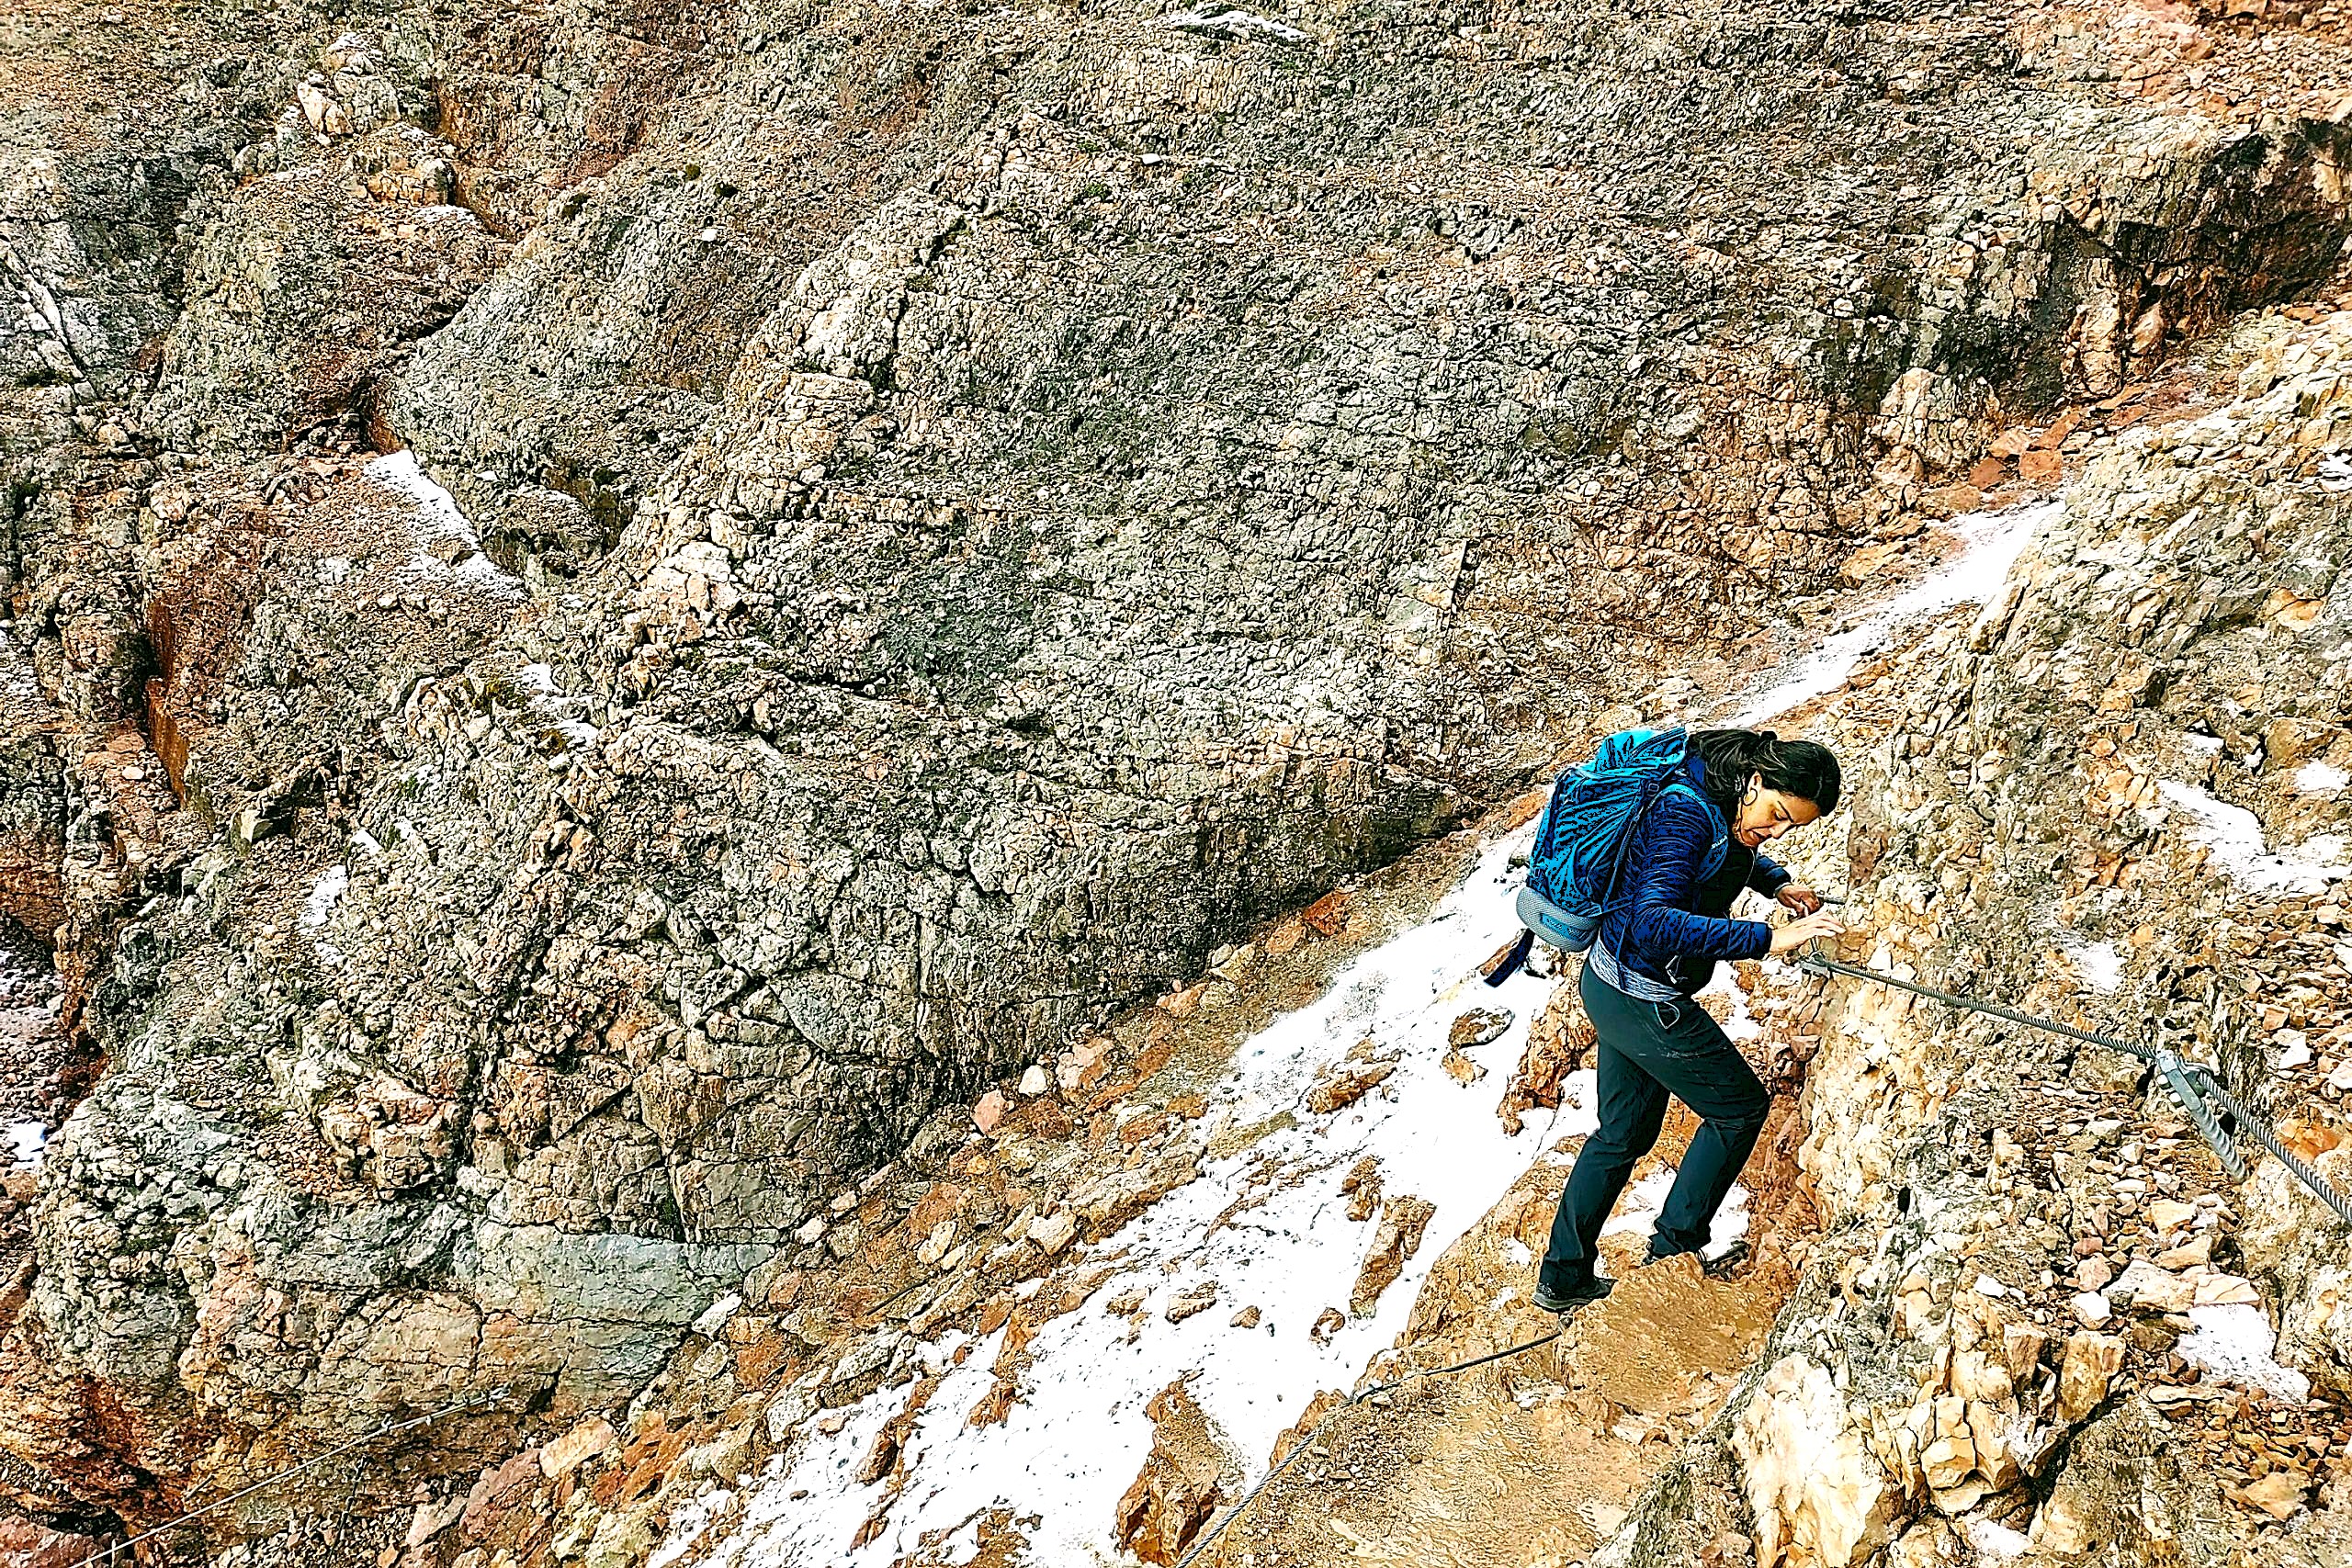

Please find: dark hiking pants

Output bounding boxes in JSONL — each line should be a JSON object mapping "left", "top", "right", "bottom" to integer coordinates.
{"left": 1538, "top": 962, "right": 1770, "bottom": 1294}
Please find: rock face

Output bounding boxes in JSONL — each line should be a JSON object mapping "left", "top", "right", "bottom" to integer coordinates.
{"left": 7, "top": 0, "right": 2352, "bottom": 1558}
{"left": 1605, "top": 299, "right": 2352, "bottom": 1566}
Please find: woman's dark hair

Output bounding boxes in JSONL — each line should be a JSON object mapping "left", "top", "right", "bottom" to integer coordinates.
{"left": 1690, "top": 728, "right": 1842, "bottom": 815}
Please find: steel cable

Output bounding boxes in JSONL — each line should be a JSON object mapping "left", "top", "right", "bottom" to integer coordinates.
{"left": 1796, "top": 947, "right": 2352, "bottom": 1226}
{"left": 96, "top": 1384, "right": 514, "bottom": 1562}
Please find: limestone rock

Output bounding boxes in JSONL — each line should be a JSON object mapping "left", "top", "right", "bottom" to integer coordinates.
{"left": 1447, "top": 1009, "right": 1512, "bottom": 1050}
{"left": 1732, "top": 1355, "right": 1896, "bottom": 1568}
{"left": 1350, "top": 1196, "right": 1435, "bottom": 1318}
{"left": 1114, "top": 1381, "right": 1225, "bottom": 1565}
{"left": 540, "top": 1416, "right": 618, "bottom": 1478}
{"left": 2056, "top": 1333, "right": 2125, "bottom": 1425}
{"left": 1163, "top": 1280, "right": 1219, "bottom": 1324}
{"left": 1306, "top": 1059, "right": 1395, "bottom": 1115}
{"left": 1498, "top": 976, "right": 1594, "bottom": 1136}
{"left": 1339, "top": 1156, "right": 1384, "bottom": 1224}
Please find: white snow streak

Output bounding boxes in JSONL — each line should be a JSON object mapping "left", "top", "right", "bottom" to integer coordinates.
{"left": 1732, "top": 501, "right": 2058, "bottom": 726}
{"left": 300, "top": 864, "right": 349, "bottom": 931}
{"left": 514, "top": 662, "right": 603, "bottom": 749}
{"left": 2153, "top": 781, "right": 2351, "bottom": 895}
{"left": 2177, "top": 1303, "right": 2312, "bottom": 1404}
{"left": 681, "top": 832, "right": 1755, "bottom": 1567}
{"left": 362, "top": 451, "right": 525, "bottom": 600}
{"left": 2294, "top": 760, "right": 2348, "bottom": 797}
{"left": 2064, "top": 941, "right": 2124, "bottom": 995}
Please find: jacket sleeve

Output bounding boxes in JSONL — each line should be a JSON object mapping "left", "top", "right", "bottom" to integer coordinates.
{"left": 1747, "top": 852, "right": 1792, "bottom": 897}
{"left": 1624, "top": 793, "right": 1774, "bottom": 963}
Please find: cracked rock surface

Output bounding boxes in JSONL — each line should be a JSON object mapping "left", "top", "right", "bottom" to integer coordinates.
{"left": 8, "top": 0, "right": 2352, "bottom": 1561}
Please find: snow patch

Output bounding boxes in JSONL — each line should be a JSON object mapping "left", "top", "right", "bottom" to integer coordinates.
{"left": 1159, "top": 6, "right": 1311, "bottom": 42}
{"left": 1965, "top": 1517, "right": 2032, "bottom": 1559}
{"left": 2294, "top": 761, "right": 2348, "bottom": 797}
{"left": 1700, "top": 957, "right": 1764, "bottom": 1043}
{"left": 686, "top": 829, "right": 1593, "bottom": 1567}
{"left": 2064, "top": 940, "right": 2124, "bottom": 995}
{"left": 2178, "top": 1303, "right": 2312, "bottom": 1404}
{"left": 2153, "top": 781, "right": 2351, "bottom": 894}
{"left": 363, "top": 451, "right": 525, "bottom": 600}
{"left": 514, "top": 662, "right": 602, "bottom": 749}
{"left": 1733, "top": 501, "right": 2057, "bottom": 726}
{"left": 300, "top": 864, "right": 350, "bottom": 966}
{"left": 6, "top": 1120, "right": 43, "bottom": 1171}
{"left": 300, "top": 865, "right": 349, "bottom": 931}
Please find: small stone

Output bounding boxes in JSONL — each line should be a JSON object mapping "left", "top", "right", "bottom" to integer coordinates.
{"left": 2154, "top": 1233, "right": 2212, "bottom": 1269}
{"left": 1164, "top": 1280, "right": 1219, "bottom": 1323}
{"left": 1447, "top": 1009, "right": 1512, "bottom": 1050}
{"left": 2071, "top": 1292, "right": 2112, "bottom": 1326}
{"left": 975, "top": 1089, "right": 1007, "bottom": 1134}
{"left": 2192, "top": 1271, "right": 2260, "bottom": 1307}
{"left": 1229, "top": 1306, "right": 1261, "bottom": 1328}
{"left": 1441, "top": 1047, "right": 1486, "bottom": 1085}
{"left": 2057, "top": 1331, "right": 2125, "bottom": 1423}
{"left": 2108, "top": 1259, "right": 2192, "bottom": 1314}
{"left": 2229, "top": 1468, "right": 2307, "bottom": 1520}
{"left": 1029, "top": 1211, "right": 1077, "bottom": 1255}
{"left": 1018, "top": 1064, "right": 1050, "bottom": 1097}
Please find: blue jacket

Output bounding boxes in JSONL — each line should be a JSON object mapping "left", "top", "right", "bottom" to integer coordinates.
{"left": 1595, "top": 754, "right": 1789, "bottom": 996}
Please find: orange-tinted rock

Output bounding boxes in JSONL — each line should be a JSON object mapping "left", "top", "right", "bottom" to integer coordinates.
{"left": 1113, "top": 1381, "right": 1226, "bottom": 1565}
{"left": 1302, "top": 888, "right": 1352, "bottom": 935}
{"left": 1306, "top": 1059, "right": 1393, "bottom": 1114}
{"left": 1498, "top": 976, "right": 1594, "bottom": 1135}
{"left": 1340, "top": 1155, "right": 1384, "bottom": 1223}
{"left": 459, "top": 1448, "right": 543, "bottom": 1542}
{"left": 537, "top": 1416, "right": 616, "bottom": 1478}
{"left": 0, "top": 1518, "right": 106, "bottom": 1567}
{"left": 1351, "top": 1194, "right": 1435, "bottom": 1316}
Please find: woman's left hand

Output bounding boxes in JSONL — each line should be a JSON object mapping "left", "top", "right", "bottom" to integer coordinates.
{"left": 1777, "top": 886, "right": 1825, "bottom": 915}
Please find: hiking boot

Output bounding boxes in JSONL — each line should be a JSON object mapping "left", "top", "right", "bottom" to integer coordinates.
{"left": 1532, "top": 1275, "right": 1615, "bottom": 1314}
{"left": 1645, "top": 1240, "right": 1749, "bottom": 1279}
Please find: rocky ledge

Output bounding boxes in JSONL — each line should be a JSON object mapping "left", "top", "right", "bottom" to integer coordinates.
{"left": 8, "top": 0, "right": 2352, "bottom": 1561}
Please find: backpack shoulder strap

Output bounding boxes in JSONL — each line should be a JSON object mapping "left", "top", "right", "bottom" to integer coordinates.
{"left": 1657, "top": 779, "right": 1732, "bottom": 881}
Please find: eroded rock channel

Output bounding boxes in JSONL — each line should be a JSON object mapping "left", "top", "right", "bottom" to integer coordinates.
{"left": 10, "top": 0, "right": 2352, "bottom": 1564}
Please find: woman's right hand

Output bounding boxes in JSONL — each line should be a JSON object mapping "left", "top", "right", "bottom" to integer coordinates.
{"left": 1769, "top": 911, "right": 1848, "bottom": 954}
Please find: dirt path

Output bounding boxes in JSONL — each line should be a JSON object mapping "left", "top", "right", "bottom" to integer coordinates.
{"left": 1194, "top": 985, "right": 1818, "bottom": 1568}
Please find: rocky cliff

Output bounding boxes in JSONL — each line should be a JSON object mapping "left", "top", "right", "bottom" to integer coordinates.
{"left": 7, "top": 0, "right": 2352, "bottom": 1562}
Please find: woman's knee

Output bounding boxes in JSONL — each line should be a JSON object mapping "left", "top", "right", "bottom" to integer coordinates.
{"left": 1708, "top": 1085, "right": 1770, "bottom": 1137}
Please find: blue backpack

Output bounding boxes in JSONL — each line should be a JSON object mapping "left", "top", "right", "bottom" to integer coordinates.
{"left": 1484, "top": 727, "right": 1725, "bottom": 986}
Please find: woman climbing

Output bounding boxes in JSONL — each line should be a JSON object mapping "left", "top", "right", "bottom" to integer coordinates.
{"left": 1533, "top": 728, "right": 1848, "bottom": 1314}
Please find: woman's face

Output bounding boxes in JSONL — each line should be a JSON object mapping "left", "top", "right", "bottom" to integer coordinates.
{"left": 1733, "top": 776, "right": 1822, "bottom": 849}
